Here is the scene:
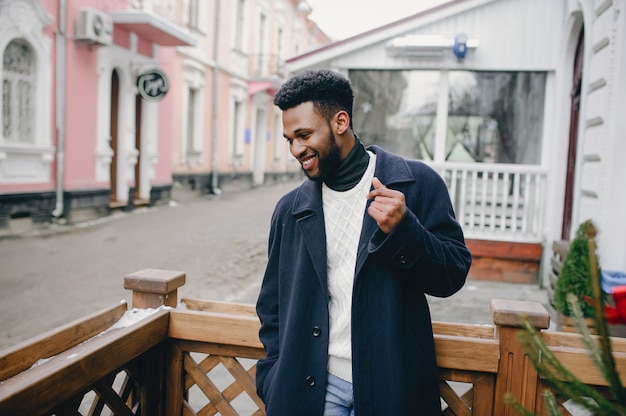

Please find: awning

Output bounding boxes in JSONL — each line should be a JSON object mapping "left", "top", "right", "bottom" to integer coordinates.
{"left": 109, "top": 10, "right": 196, "bottom": 47}
{"left": 248, "top": 80, "right": 279, "bottom": 96}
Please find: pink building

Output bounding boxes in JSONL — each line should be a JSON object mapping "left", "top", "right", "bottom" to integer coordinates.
{"left": 0, "top": 0, "right": 193, "bottom": 231}
{"left": 168, "top": 0, "right": 330, "bottom": 195}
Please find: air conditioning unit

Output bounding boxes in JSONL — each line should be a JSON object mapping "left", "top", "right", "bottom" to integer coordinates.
{"left": 76, "top": 8, "right": 113, "bottom": 45}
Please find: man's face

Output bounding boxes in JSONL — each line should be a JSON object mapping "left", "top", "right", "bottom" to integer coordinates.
{"left": 282, "top": 102, "right": 343, "bottom": 182}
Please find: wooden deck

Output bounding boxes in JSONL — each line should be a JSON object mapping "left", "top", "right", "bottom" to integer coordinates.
{"left": 1, "top": 268, "right": 624, "bottom": 415}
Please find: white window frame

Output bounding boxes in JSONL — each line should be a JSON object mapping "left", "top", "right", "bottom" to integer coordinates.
{"left": 181, "top": 63, "right": 206, "bottom": 166}
{"left": 228, "top": 83, "right": 247, "bottom": 166}
{"left": 0, "top": 0, "right": 53, "bottom": 184}
{"left": 233, "top": 0, "right": 247, "bottom": 52}
{"left": 272, "top": 112, "right": 283, "bottom": 167}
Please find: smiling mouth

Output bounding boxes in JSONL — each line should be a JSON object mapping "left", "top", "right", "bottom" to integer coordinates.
{"left": 300, "top": 154, "right": 317, "bottom": 169}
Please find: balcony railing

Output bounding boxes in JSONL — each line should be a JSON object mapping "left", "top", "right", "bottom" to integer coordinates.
{"left": 250, "top": 54, "right": 286, "bottom": 79}
{"left": 429, "top": 162, "right": 547, "bottom": 242}
{"left": 2, "top": 268, "right": 624, "bottom": 415}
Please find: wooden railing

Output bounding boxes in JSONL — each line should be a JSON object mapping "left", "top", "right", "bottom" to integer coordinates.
{"left": 429, "top": 162, "right": 548, "bottom": 243}
{"left": 2, "top": 269, "right": 626, "bottom": 415}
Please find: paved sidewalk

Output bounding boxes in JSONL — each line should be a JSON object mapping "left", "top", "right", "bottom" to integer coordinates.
{"left": 0, "top": 179, "right": 554, "bottom": 350}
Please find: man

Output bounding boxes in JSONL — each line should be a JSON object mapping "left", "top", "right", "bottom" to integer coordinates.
{"left": 255, "top": 69, "right": 472, "bottom": 415}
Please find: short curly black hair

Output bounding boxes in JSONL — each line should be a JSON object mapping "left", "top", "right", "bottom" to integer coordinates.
{"left": 273, "top": 69, "right": 354, "bottom": 127}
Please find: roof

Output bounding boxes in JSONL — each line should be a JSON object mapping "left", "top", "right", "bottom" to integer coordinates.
{"left": 285, "top": 0, "right": 561, "bottom": 73}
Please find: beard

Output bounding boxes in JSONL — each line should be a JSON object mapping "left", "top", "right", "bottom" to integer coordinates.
{"left": 304, "top": 131, "right": 342, "bottom": 183}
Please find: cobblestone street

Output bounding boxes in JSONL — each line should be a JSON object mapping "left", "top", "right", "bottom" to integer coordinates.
{"left": 0, "top": 179, "right": 550, "bottom": 351}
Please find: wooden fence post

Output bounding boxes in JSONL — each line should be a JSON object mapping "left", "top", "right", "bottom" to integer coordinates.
{"left": 124, "top": 269, "right": 186, "bottom": 415}
{"left": 490, "top": 299, "right": 550, "bottom": 415}
{"left": 124, "top": 268, "right": 186, "bottom": 309}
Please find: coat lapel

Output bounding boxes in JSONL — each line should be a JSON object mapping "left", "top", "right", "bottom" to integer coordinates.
{"left": 355, "top": 146, "right": 415, "bottom": 278}
{"left": 292, "top": 181, "right": 328, "bottom": 291}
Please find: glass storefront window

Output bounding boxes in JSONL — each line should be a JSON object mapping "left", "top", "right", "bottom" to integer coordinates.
{"left": 349, "top": 70, "right": 546, "bottom": 165}
{"left": 447, "top": 71, "right": 546, "bottom": 164}
{"left": 351, "top": 70, "right": 439, "bottom": 161}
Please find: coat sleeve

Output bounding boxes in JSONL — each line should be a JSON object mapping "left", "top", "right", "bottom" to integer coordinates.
{"left": 255, "top": 207, "right": 283, "bottom": 402}
{"left": 368, "top": 164, "right": 472, "bottom": 297}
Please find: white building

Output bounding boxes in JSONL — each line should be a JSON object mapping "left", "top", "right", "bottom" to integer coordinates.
{"left": 286, "top": 0, "right": 626, "bottom": 285}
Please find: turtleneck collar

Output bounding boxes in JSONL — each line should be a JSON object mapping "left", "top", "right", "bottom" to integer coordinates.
{"left": 324, "top": 138, "right": 369, "bottom": 191}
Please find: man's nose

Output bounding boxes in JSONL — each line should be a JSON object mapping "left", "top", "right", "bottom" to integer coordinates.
{"left": 290, "top": 139, "right": 305, "bottom": 157}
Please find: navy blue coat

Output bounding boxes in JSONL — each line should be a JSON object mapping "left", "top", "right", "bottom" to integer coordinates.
{"left": 256, "top": 146, "right": 472, "bottom": 415}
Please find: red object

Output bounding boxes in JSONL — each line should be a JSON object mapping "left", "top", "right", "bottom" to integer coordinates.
{"left": 605, "top": 286, "right": 626, "bottom": 324}
{"left": 582, "top": 286, "right": 626, "bottom": 324}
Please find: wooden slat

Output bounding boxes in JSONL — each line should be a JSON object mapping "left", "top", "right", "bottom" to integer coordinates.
{"left": 184, "top": 353, "right": 239, "bottom": 416}
{"left": 0, "top": 302, "right": 128, "bottom": 381}
{"left": 165, "top": 342, "right": 185, "bottom": 416}
{"left": 220, "top": 357, "right": 265, "bottom": 411}
{"left": 542, "top": 330, "right": 626, "bottom": 352}
{"left": 174, "top": 339, "right": 265, "bottom": 360}
{"left": 440, "top": 380, "right": 472, "bottom": 416}
{"left": 468, "top": 257, "right": 539, "bottom": 284}
{"left": 182, "top": 298, "right": 258, "bottom": 317}
{"left": 168, "top": 310, "right": 263, "bottom": 349}
{"left": 185, "top": 355, "right": 221, "bottom": 390}
{"left": 466, "top": 239, "right": 543, "bottom": 261}
{"left": 439, "top": 369, "right": 496, "bottom": 415}
{"left": 547, "top": 346, "right": 626, "bottom": 386}
{"left": 552, "top": 240, "right": 570, "bottom": 259}
{"left": 472, "top": 373, "right": 496, "bottom": 415}
{"left": 550, "top": 259, "right": 563, "bottom": 277}
{"left": 432, "top": 321, "right": 495, "bottom": 339}
{"left": 434, "top": 334, "right": 499, "bottom": 373}
{"left": 93, "top": 379, "right": 136, "bottom": 416}
{"left": 0, "top": 310, "right": 169, "bottom": 415}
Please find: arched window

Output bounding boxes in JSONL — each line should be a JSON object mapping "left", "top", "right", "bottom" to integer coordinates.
{"left": 2, "top": 39, "right": 35, "bottom": 144}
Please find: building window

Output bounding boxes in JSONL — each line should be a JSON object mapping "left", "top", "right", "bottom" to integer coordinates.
{"left": 447, "top": 71, "right": 545, "bottom": 164}
{"left": 256, "top": 12, "right": 267, "bottom": 75}
{"left": 2, "top": 39, "right": 34, "bottom": 144}
{"left": 234, "top": 0, "right": 245, "bottom": 51}
{"left": 351, "top": 70, "right": 437, "bottom": 160}
{"left": 230, "top": 99, "right": 244, "bottom": 165}
{"left": 181, "top": 63, "right": 206, "bottom": 167}
{"left": 350, "top": 70, "right": 546, "bottom": 165}
{"left": 187, "top": 0, "right": 199, "bottom": 30}
{"left": 0, "top": 0, "right": 54, "bottom": 184}
{"left": 186, "top": 88, "right": 196, "bottom": 151}
{"left": 273, "top": 113, "right": 282, "bottom": 165}
{"left": 183, "top": 84, "right": 203, "bottom": 166}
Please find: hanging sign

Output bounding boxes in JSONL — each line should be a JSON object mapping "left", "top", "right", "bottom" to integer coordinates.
{"left": 137, "top": 69, "right": 169, "bottom": 101}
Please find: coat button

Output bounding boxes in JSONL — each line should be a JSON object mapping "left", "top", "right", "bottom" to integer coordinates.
{"left": 312, "top": 326, "right": 321, "bottom": 337}
{"left": 399, "top": 255, "right": 406, "bottom": 264}
{"left": 305, "top": 376, "right": 316, "bottom": 387}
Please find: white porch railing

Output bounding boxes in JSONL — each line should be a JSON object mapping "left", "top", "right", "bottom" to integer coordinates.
{"left": 428, "top": 162, "right": 547, "bottom": 243}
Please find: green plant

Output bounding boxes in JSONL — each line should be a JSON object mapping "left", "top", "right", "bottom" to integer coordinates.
{"left": 506, "top": 222, "right": 626, "bottom": 415}
{"left": 554, "top": 220, "right": 603, "bottom": 317}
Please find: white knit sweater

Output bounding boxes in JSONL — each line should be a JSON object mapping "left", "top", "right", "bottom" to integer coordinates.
{"left": 322, "top": 151, "right": 376, "bottom": 383}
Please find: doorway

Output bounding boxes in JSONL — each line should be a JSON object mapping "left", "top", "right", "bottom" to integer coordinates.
{"left": 110, "top": 70, "right": 120, "bottom": 204}
{"left": 561, "top": 29, "right": 584, "bottom": 240}
{"left": 134, "top": 94, "right": 143, "bottom": 203}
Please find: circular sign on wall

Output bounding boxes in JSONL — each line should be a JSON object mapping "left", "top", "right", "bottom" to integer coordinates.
{"left": 137, "top": 69, "right": 169, "bottom": 101}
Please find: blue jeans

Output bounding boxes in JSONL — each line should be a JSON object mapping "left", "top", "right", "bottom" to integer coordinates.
{"left": 324, "top": 373, "right": 355, "bottom": 416}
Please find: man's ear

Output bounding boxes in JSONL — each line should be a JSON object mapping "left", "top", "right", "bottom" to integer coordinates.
{"left": 333, "top": 111, "right": 350, "bottom": 135}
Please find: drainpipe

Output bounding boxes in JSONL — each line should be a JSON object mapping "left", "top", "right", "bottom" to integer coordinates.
{"left": 52, "top": 0, "right": 66, "bottom": 218}
{"left": 210, "top": 0, "right": 222, "bottom": 194}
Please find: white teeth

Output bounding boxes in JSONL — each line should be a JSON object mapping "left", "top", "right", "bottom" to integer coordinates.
{"left": 302, "top": 156, "right": 314, "bottom": 167}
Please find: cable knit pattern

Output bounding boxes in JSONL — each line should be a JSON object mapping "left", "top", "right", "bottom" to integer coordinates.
{"left": 322, "top": 152, "right": 376, "bottom": 383}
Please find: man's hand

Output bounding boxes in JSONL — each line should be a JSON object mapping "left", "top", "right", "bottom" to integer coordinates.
{"left": 367, "top": 177, "right": 407, "bottom": 234}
